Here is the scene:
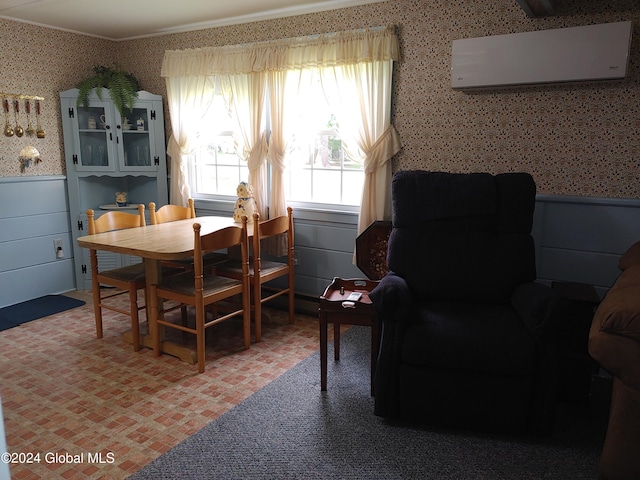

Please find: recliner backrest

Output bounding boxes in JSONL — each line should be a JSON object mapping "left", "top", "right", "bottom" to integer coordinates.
{"left": 387, "top": 170, "right": 537, "bottom": 303}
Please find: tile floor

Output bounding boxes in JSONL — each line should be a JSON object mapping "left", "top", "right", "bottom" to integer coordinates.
{"left": 0, "top": 292, "right": 325, "bottom": 479}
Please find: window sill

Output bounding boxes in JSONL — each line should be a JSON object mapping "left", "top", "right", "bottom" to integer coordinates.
{"left": 193, "top": 197, "right": 359, "bottom": 226}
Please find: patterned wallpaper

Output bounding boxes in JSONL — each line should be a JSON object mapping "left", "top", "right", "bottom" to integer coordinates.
{"left": 1, "top": 0, "right": 639, "bottom": 199}
{"left": 0, "top": 20, "right": 115, "bottom": 178}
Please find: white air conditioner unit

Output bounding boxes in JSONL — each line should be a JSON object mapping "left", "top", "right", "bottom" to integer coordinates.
{"left": 451, "top": 21, "right": 633, "bottom": 90}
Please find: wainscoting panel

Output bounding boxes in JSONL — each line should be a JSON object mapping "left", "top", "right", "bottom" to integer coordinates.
{"left": 533, "top": 195, "right": 640, "bottom": 298}
{"left": 538, "top": 248, "right": 621, "bottom": 289}
{"left": 0, "top": 176, "right": 75, "bottom": 308}
{"left": 0, "top": 212, "right": 69, "bottom": 243}
{"left": 181, "top": 195, "right": 640, "bottom": 303}
{"left": 293, "top": 221, "right": 362, "bottom": 296}
{"left": 1, "top": 230, "right": 73, "bottom": 271}
{"left": 1, "top": 189, "right": 634, "bottom": 309}
{"left": 195, "top": 200, "right": 362, "bottom": 297}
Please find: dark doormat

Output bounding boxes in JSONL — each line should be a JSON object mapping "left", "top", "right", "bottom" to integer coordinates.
{"left": 0, "top": 295, "right": 86, "bottom": 332}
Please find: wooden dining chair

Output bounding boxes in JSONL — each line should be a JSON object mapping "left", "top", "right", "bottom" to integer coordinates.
{"left": 150, "top": 216, "right": 251, "bottom": 373}
{"left": 216, "top": 207, "right": 295, "bottom": 343}
{"left": 149, "top": 199, "right": 196, "bottom": 271}
{"left": 149, "top": 199, "right": 228, "bottom": 271}
{"left": 149, "top": 198, "right": 195, "bottom": 225}
{"left": 86, "top": 205, "right": 147, "bottom": 351}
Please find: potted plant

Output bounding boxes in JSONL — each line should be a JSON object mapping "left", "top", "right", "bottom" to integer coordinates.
{"left": 76, "top": 65, "right": 141, "bottom": 117}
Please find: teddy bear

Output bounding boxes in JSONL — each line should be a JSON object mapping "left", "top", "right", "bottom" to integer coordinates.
{"left": 233, "top": 181, "right": 257, "bottom": 223}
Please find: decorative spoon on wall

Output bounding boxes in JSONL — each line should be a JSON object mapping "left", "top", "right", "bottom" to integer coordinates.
{"left": 14, "top": 100, "right": 24, "bottom": 137}
{"left": 3, "top": 99, "right": 14, "bottom": 137}
{"left": 25, "top": 100, "right": 36, "bottom": 137}
{"left": 36, "top": 100, "right": 45, "bottom": 138}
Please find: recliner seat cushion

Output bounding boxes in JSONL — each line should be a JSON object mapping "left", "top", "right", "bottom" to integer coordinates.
{"left": 401, "top": 301, "right": 537, "bottom": 375}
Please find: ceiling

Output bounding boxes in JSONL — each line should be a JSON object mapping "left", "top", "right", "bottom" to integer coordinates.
{"left": 0, "top": 0, "right": 388, "bottom": 41}
{"left": 0, "top": 0, "right": 559, "bottom": 42}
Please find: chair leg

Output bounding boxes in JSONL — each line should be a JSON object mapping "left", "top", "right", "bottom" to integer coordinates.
{"left": 90, "top": 255, "right": 103, "bottom": 338}
{"left": 92, "top": 287, "right": 103, "bottom": 339}
{"left": 150, "top": 285, "right": 162, "bottom": 358}
{"left": 128, "top": 283, "right": 140, "bottom": 352}
{"left": 143, "top": 285, "right": 152, "bottom": 335}
{"left": 254, "top": 283, "right": 262, "bottom": 343}
{"left": 243, "top": 292, "right": 251, "bottom": 350}
{"left": 288, "top": 274, "right": 295, "bottom": 324}
{"left": 196, "top": 301, "right": 206, "bottom": 373}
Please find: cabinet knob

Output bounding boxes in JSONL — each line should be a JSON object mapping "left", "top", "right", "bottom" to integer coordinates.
{"left": 105, "top": 125, "right": 111, "bottom": 130}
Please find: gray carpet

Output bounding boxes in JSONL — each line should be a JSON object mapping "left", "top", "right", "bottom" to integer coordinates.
{"left": 129, "top": 326, "right": 609, "bottom": 480}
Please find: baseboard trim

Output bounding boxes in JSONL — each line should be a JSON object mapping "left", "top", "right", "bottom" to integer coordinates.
{"left": 264, "top": 288, "right": 319, "bottom": 317}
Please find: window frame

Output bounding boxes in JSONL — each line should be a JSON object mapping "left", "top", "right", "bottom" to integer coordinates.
{"left": 187, "top": 96, "right": 364, "bottom": 212}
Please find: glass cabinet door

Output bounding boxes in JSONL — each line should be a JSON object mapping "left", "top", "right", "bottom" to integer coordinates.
{"left": 74, "top": 102, "right": 116, "bottom": 172}
{"left": 117, "top": 106, "right": 157, "bottom": 172}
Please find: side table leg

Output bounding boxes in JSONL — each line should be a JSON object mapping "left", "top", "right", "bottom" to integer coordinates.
{"left": 334, "top": 321, "right": 340, "bottom": 361}
{"left": 320, "top": 312, "right": 328, "bottom": 391}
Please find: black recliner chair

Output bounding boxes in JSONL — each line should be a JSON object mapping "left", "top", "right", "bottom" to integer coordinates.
{"left": 370, "top": 170, "right": 559, "bottom": 434}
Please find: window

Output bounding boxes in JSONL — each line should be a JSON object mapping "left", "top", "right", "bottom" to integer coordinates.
{"left": 285, "top": 120, "right": 363, "bottom": 207}
{"left": 190, "top": 96, "right": 245, "bottom": 197}
{"left": 189, "top": 84, "right": 364, "bottom": 207}
{"left": 192, "top": 133, "right": 241, "bottom": 196}
{"left": 163, "top": 26, "right": 400, "bottom": 233}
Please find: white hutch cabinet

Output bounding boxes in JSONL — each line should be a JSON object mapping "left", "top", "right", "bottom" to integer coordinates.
{"left": 60, "top": 88, "right": 168, "bottom": 290}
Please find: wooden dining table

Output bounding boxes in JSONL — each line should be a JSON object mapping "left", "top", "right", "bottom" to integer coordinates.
{"left": 77, "top": 215, "right": 252, "bottom": 364}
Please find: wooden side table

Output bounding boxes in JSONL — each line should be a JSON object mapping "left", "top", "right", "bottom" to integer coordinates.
{"left": 319, "top": 277, "right": 380, "bottom": 395}
{"left": 551, "top": 281, "right": 601, "bottom": 406}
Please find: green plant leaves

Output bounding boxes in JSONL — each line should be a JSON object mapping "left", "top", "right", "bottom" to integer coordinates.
{"left": 76, "top": 65, "right": 141, "bottom": 117}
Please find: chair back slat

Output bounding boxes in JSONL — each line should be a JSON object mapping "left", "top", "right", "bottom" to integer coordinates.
{"left": 87, "top": 204, "right": 146, "bottom": 234}
{"left": 199, "top": 225, "right": 244, "bottom": 254}
{"left": 258, "top": 215, "right": 289, "bottom": 238}
{"left": 194, "top": 217, "right": 248, "bottom": 279}
{"left": 255, "top": 207, "right": 294, "bottom": 253}
{"left": 149, "top": 199, "right": 195, "bottom": 225}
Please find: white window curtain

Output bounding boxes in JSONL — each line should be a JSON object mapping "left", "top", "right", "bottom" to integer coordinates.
{"left": 220, "top": 72, "right": 268, "bottom": 219}
{"left": 320, "top": 59, "right": 401, "bottom": 235}
{"left": 266, "top": 69, "right": 288, "bottom": 222}
{"left": 161, "top": 26, "right": 400, "bottom": 227}
{"left": 162, "top": 75, "right": 216, "bottom": 206}
{"left": 263, "top": 68, "right": 308, "bottom": 255}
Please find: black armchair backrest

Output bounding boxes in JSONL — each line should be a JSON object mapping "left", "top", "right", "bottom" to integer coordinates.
{"left": 388, "top": 170, "right": 537, "bottom": 303}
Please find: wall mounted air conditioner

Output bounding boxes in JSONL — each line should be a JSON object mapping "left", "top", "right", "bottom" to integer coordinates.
{"left": 451, "top": 21, "right": 633, "bottom": 90}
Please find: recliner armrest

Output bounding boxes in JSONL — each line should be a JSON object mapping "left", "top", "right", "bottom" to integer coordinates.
{"left": 370, "top": 272, "right": 413, "bottom": 322}
{"left": 511, "top": 282, "right": 559, "bottom": 334}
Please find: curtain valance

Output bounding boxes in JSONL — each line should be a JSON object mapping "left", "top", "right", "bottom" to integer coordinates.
{"left": 161, "top": 26, "right": 399, "bottom": 77}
